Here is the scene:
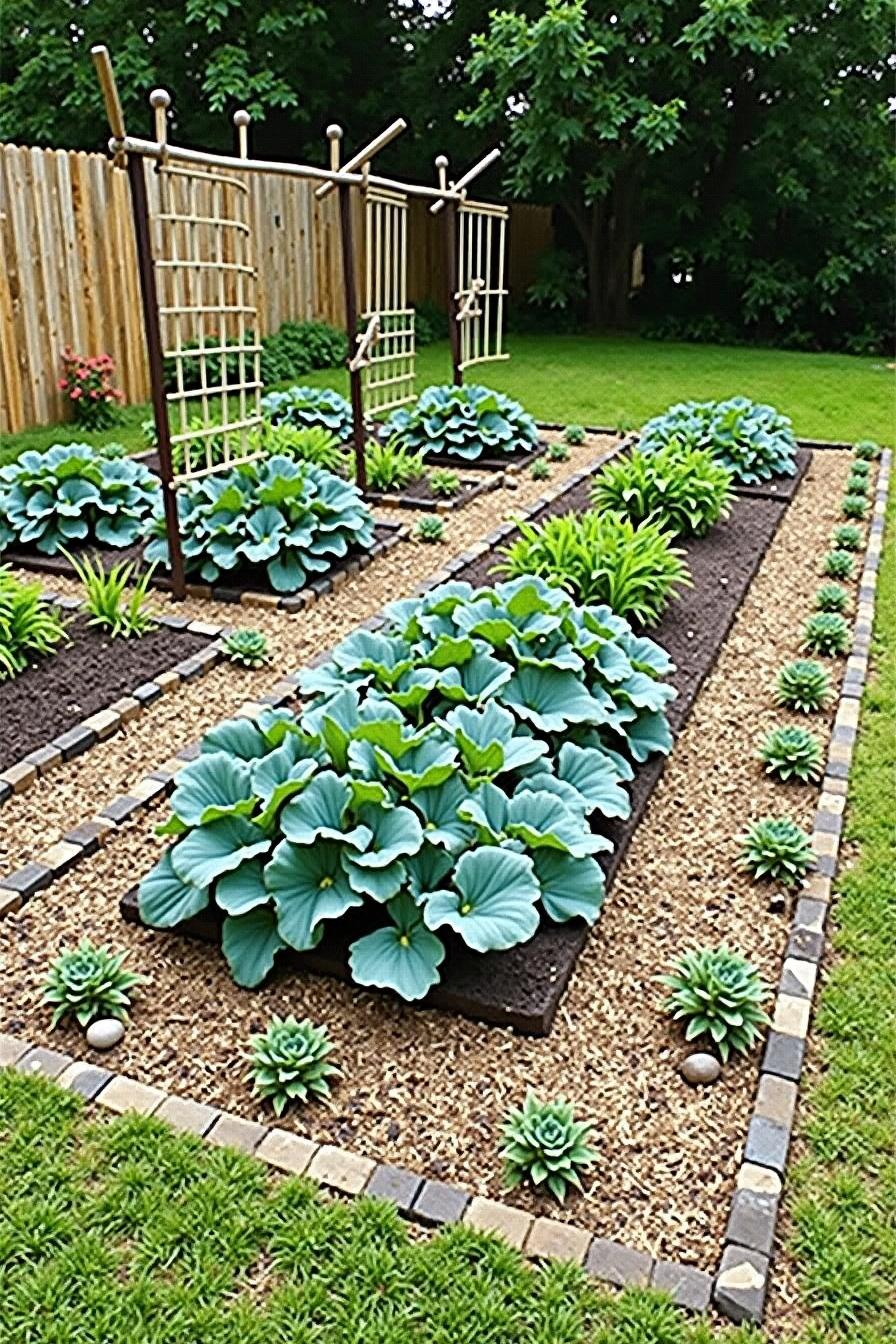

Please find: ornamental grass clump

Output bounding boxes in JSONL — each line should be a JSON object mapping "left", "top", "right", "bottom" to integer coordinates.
{"left": 223, "top": 629, "right": 270, "bottom": 668}
{"left": 429, "top": 469, "right": 460, "bottom": 498}
{"left": 661, "top": 946, "right": 770, "bottom": 1061}
{"left": 64, "top": 551, "right": 156, "bottom": 639}
{"left": 759, "top": 726, "right": 823, "bottom": 783}
{"left": 853, "top": 440, "right": 880, "bottom": 460}
{"left": 257, "top": 423, "right": 347, "bottom": 473}
{"left": 0, "top": 567, "right": 68, "bottom": 679}
{"left": 387, "top": 384, "right": 539, "bottom": 462}
{"left": 638, "top": 397, "right": 797, "bottom": 483}
{"left": 814, "top": 583, "right": 849, "bottom": 613}
{"left": 365, "top": 437, "right": 426, "bottom": 492}
{"left": 43, "top": 940, "right": 146, "bottom": 1028}
{"left": 248, "top": 1015, "right": 338, "bottom": 1115}
{"left": 416, "top": 515, "right": 445, "bottom": 542}
{"left": 564, "top": 425, "right": 585, "bottom": 446}
{"left": 739, "top": 818, "right": 814, "bottom": 888}
{"left": 802, "top": 612, "right": 851, "bottom": 657}
{"left": 823, "top": 550, "right": 854, "bottom": 580}
{"left": 775, "top": 659, "right": 833, "bottom": 713}
{"left": 841, "top": 493, "right": 868, "bottom": 520}
{"left": 831, "top": 525, "right": 862, "bottom": 552}
{"left": 500, "top": 1091, "right": 596, "bottom": 1202}
{"left": 592, "top": 444, "right": 733, "bottom": 538}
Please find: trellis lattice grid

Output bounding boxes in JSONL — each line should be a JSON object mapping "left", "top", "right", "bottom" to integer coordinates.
{"left": 457, "top": 200, "right": 508, "bottom": 372}
{"left": 361, "top": 186, "right": 415, "bottom": 416}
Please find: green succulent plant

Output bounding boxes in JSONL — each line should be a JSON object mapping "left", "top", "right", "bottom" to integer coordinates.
{"left": 739, "top": 817, "right": 814, "bottom": 888}
{"left": 802, "top": 612, "right": 851, "bottom": 656}
{"left": 775, "top": 659, "right": 833, "bottom": 713}
{"left": 547, "top": 441, "right": 570, "bottom": 462}
{"left": 848, "top": 460, "right": 870, "bottom": 480}
{"left": 845, "top": 474, "right": 869, "bottom": 497}
{"left": 42, "top": 940, "right": 146, "bottom": 1028}
{"left": 223, "top": 628, "right": 270, "bottom": 668}
{"left": 661, "top": 946, "right": 770, "bottom": 1061}
{"left": 853, "top": 440, "right": 880, "bottom": 460}
{"left": 429, "top": 468, "right": 461, "bottom": 498}
{"left": 530, "top": 459, "right": 551, "bottom": 481}
{"left": 248, "top": 1015, "right": 338, "bottom": 1115}
{"left": 841, "top": 493, "right": 868, "bottom": 520}
{"left": 0, "top": 567, "right": 68, "bottom": 679}
{"left": 823, "top": 550, "right": 854, "bottom": 580}
{"left": 500, "top": 1091, "right": 596, "bottom": 1201}
{"left": 261, "top": 385, "right": 353, "bottom": 441}
{"left": 366, "top": 437, "right": 426, "bottom": 492}
{"left": 759, "top": 726, "right": 823, "bottom": 783}
{"left": 387, "top": 384, "right": 538, "bottom": 462}
{"left": 416, "top": 516, "right": 445, "bottom": 543}
{"left": 563, "top": 425, "right": 585, "bottom": 446}
{"left": 638, "top": 397, "right": 796, "bottom": 483}
{"left": 64, "top": 550, "right": 156, "bottom": 639}
{"left": 592, "top": 444, "right": 733, "bottom": 538}
{"left": 814, "top": 583, "right": 849, "bottom": 613}
{"left": 831, "top": 525, "right": 862, "bottom": 552}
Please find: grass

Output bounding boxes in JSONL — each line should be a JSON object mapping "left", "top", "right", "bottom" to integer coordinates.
{"left": 2, "top": 333, "right": 890, "bottom": 467}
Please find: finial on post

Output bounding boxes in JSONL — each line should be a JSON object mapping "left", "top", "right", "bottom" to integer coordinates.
{"left": 233, "top": 108, "right": 251, "bottom": 159}
{"left": 326, "top": 124, "right": 344, "bottom": 174}
{"left": 149, "top": 88, "right": 171, "bottom": 146}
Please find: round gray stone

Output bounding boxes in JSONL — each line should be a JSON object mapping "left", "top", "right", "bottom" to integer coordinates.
{"left": 680, "top": 1052, "right": 721, "bottom": 1086}
{"left": 86, "top": 1018, "right": 125, "bottom": 1050}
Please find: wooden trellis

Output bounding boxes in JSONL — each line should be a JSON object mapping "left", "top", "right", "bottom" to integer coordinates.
{"left": 455, "top": 199, "right": 508, "bottom": 374}
{"left": 360, "top": 185, "right": 415, "bottom": 416}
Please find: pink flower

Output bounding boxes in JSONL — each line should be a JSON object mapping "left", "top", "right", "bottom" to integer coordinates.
{"left": 70, "top": 387, "right": 82, "bottom": 400}
{"left": 58, "top": 379, "right": 68, "bottom": 391}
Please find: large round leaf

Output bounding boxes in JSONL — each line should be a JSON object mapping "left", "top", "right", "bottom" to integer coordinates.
{"left": 170, "top": 816, "right": 270, "bottom": 889}
{"left": 169, "top": 751, "right": 256, "bottom": 826}
{"left": 349, "top": 894, "right": 445, "bottom": 1001}
{"left": 216, "top": 858, "right": 269, "bottom": 917}
{"left": 138, "top": 849, "right": 209, "bottom": 927}
{"left": 221, "top": 906, "right": 285, "bottom": 987}
{"left": 279, "top": 772, "right": 371, "bottom": 849}
{"left": 532, "top": 850, "right": 606, "bottom": 925}
{"left": 265, "top": 839, "right": 362, "bottom": 951}
{"left": 422, "top": 848, "right": 540, "bottom": 953}
{"left": 506, "top": 790, "right": 610, "bottom": 858}
{"left": 411, "top": 778, "right": 477, "bottom": 852}
{"left": 502, "top": 666, "right": 612, "bottom": 734}
{"left": 202, "top": 718, "right": 269, "bottom": 761}
{"left": 351, "top": 804, "right": 424, "bottom": 869}
{"left": 555, "top": 743, "right": 631, "bottom": 820}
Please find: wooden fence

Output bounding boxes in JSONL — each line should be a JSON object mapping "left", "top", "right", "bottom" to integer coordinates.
{"left": 0, "top": 142, "right": 552, "bottom": 434}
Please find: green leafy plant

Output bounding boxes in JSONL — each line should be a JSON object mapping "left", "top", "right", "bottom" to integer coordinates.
{"left": 247, "top": 1015, "right": 338, "bottom": 1115}
{"left": 259, "top": 320, "right": 347, "bottom": 385}
{"left": 775, "top": 659, "right": 833, "bottom": 713}
{"left": 387, "top": 384, "right": 539, "bottom": 462}
{"left": 548, "top": 441, "right": 570, "bottom": 462}
{"left": 42, "top": 939, "right": 146, "bottom": 1028}
{"left": 261, "top": 385, "right": 353, "bottom": 441}
{"left": 802, "top": 612, "right": 851, "bottom": 656}
{"left": 739, "top": 817, "right": 814, "bottom": 888}
{"left": 563, "top": 425, "right": 586, "bottom": 446}
{"left": 145, "top": 457, "right": 374, "bottom": 594}
{"left": 63, "top": 550, "right": 156, "bottom": 639}
{"left": 256, "top": 423, "right": 346, "bottom": 473}
{"left": 59, "top": 347, "right": 123, "bottom": 430}
{"left": 0, "top": 567, "right": 68, "bottom": 679}
{"left": 139, "top": 577, "right": 674, "bottom": 1001}
{"left": 429, "top": 468, "right": 461, "bottom": 498}
{"left": 853, "top": 440, "right": 880, "bottom": 460}
{"left": 823, "top": 550, "right": 855, "bottom": 580}
{"left": 366, "top": 437, "right": 426, "bottom": 492}
{"left": 416, "top": 515, "right": 445, "bottom": 543}
{"left": 592, "top": 444, "right": 733, "bottom": 538}
{"left": 661, "top": 946, "right": 770, "bottom": 1061}
{"left": 0, "top": 444, "right": 157, "bottom": 556}
{"left": 500, "top": 1091, "right": 596, "bottom": 1202}
{"left": 841, "top": 493, "right": 867, "bottom": 520}
{"left": 848, "top": 460, "right": 870, "bottom": 480}
{"left": 498, "top": 511, "right": 690, "bottom": 626}
{"left": 412, "top": 300, "right": 448, "bottom": 347}
{"left": 814, "top": 583, "right": 849, "bottom": 613}
{"left": 759, "top": 726, "right": 823, "bottom": 783}
{"left": 638, "top": 397, "right": 797, "bottom": 483}
{"left": 531, "top": 459, "right": 551, "bottom": 481}
{"left": 831, "top": 524, "right": 862, "bottom": 552}
{"left": 845, "top": 473, "right": 869, "bottom": 497}
{"left": 223, "top": 629, "right": 270, "bottom": 668}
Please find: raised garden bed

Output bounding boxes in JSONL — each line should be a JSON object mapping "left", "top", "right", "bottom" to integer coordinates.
{"left": 364, "top": 471, "right": 500, "bottom": 512}
{"left": 422, "top": 441, "right": 547, "bottom": 474}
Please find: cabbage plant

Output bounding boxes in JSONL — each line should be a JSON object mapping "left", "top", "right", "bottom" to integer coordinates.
{"left": 0, "top": 444, "right": 158, "bottom": 555}
{"left": 139, "top": 578, "right": 675, "bottom": 1001}
{"left": 638, "top": 397, "right": 797, "bottom": 484}
{"left": 145, "top": 456, "right": 374, "bottom": 593}
{"left": 387, "top": 384, "right": 539, "bottom": 461}
{"left": 261, "top": 385, "right": 353, "bottom": 442}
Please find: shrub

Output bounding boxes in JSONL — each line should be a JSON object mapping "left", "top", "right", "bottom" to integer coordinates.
{"left": 0, "top": 445, "right": 158, "bottom": 556}
{"left": 498, "top": 511, "right": 690, "bottom": 626}
{"left": 145, "top": 457, "right": 374, "bottom": 593}
{"left": 366, "top": 438, "right": 426, "bottom": 492}
{"left": 65, "top": 551, "right": 156, "bottom": 639}
{"left": 42, "top": 940, "right": 146, "bottom": 1028}
{"left": 531, "top": 459, "right": 551, "bottom": 481}
{"left": 387, "top": 384, "right": 539, "bottom": 462}
{"left": 592, "top": 445, "right": 733, "bottom": 538}
{"left": 739, "top": 818, "right": 814, "bottom": 888}
{"left": 416, "top": 515, "right": 445, "bottom": 543}
{"left": 814, "top": 583, "right": 849, "bottom": 613}
{"left": 247, "top": 1015, "right": 338, "bottom": 1115}
{"left": 59, "top": 347, "right": 123, "bottom": 429}
{"left": 139, "top": 577, "right": 675, "bottom": 1000}
{"left": 260, "top": 320, "right": 347, "bottom": 385}
{"left": 261, "top": 386, "right": 353, "bottom": 442}
{"left": 0, "top": 567, "right": 68, "bottom": 679}
{"left": 802, "top": 612, "right": 851, "bottom": 657}
{"left": 257, "top": 424, "right": 346, "bottom": 474}
{"left": 500, "top": 1092, "right": 596, "bottom": 1202}
{"left": 841, "top": 493, "right": 867, "bottom": 520}
{"left": 823, "top": 550, "right": 855, "bottom": 580}
{"left": 413, "top": 300, "right": 448, "bottom": 346}
{"left": 429, "top": 469, "right": 460, "bottom": 498}
{"left": 548, "top": 441, "right": 570, "bottom": 462}
{"left": 223, "top": 629, "right": 270, "bottom": 668}
{"left": 164, "top": 333, "right": 250, "bottom": 393}
{"left": 853, "top": 440, "right": 880, "bottom": 460}
{"left": 638, "top": 397, "right": 797, "bottom": 484}
{"left": 564, "top": 425, "right": 586, "bottom": 446}
{"left": 775, "top": 660, "right": 833, "bottom": 714}
{"left": 661, "top": 946, "right": 770, "bottom": 1061}
{"left": 759, "top": 726, "right": 823, "bottom": 783}
{"left": 831, "top": 525, "right": 862, "bottom": 552}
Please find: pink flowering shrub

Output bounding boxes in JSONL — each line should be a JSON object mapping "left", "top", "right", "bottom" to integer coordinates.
{"left": 58, "top": 347, "right": 124, "bottom": 429}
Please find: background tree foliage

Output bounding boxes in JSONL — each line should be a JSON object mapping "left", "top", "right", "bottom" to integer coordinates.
{"left": 0, "top": 0, "right": 890, "bottom": 352}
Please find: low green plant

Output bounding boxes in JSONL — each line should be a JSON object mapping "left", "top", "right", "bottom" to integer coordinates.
{"left": 416, "top": 515, "right": 445, "bottom": 542}
{"left": 831, "top": 524, "right": 862, "bottom": 552}
{"left": 638, "top": 396, "right": 797, "bottom": 483}
{"left": 775, "top": 659, "right": 833, "bottom": 713}
{"left": 592, "top": 444, "right": 733, "bottom": 538}
{"left": 498, "top": 511, "right": 690, "bottom": 626}
{"left": 429, "top": 468, "right": 460, "bottom": 498}
{"left": 261, "top": 385, "right": 353, "bottom": 441}
{"left": 547, "top": 441, "right": 570, "bottom": 462}
{"left": 64, "top": 550, "right": 156, "bottom": 638}
{"left": 841, "top": 493, "right": 867, "bottom": 520}
{"left": 0, "top": 567, "right": 68, "bottom": 679}
{"left": 739, "top": 817, "right": 814, "bottom": 888}
{"left": 848, "top": 459, "right": 870, "bottom": 480}
{"left": 223, "top": 629, "right": 270, "bottom": 668}
{"left": 500, "top": 1091, "right": 596, "bottom": 1202}
{"left": 563, "top": 425, "right": 585, "bottom": 446}
{"left": 42, "top": 940, "right": 146, "bottom": 1028}
{"left": 853, "top": 439, "right": 880, "bottom": 460}
{"left": 845, "top": 473, "right": 869, "bottom": 497}
{"left": 247, "top": 1015, "right": 338, "bottom": 1115}
{"left": 366, "top": 437, "right": 426, "bottom": 492}
{"left": 257, "top": 423, "right": 346, "bottom": 473}
{"left": 661, "top": 946, "right": 770, "bottom": 1061}
{"left": 530, "top": 459, "right": 551, "bottom": 481}
{"left": 823, "top": 550, "right": 855, "bottom": 580}
{"left": 802, "top": 612, "right": 851, "bottom": 656}
{"left": 759, "top": 726, "right": 823, "bottom": 782}
{"left": 814, "top": 582, "right": 849, "bottom": 613}
{"left": 387, "top": 384, "right": 538, "bottom": 462}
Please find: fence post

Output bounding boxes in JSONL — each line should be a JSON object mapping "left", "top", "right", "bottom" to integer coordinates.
{"left": 443, "top": 199, "right": 462, "bottom": 386}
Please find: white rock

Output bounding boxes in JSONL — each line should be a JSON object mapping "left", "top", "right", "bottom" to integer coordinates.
{"left": 86, "top": 1018, "right": 125, "bottom": 1050}
{"left": 680, "top": 1052, "right": 721, "bottom": 1086}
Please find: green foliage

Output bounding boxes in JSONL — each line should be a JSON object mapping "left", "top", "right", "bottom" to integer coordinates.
{"left": 823, "top": 550, "right": 855, "bottom": 580}
{"left": 815, "top": 583, "right": 849, "bottom": 613}
{"left": 0, "top": 444, "right": 157, "bottom": 556}
{"left": 525, "top": 248, "right": 586, "bottom": 317}
{"left": 366, "top": 437, "right": 426, "bottom": 492}
{"left": 247, "top": 1014, "right": 338, "bottom": 1115}
{"left": 0, "top": 567, "right": 67, "bottom": 680}
{"left": 845, "top": 473, "right": 869, "bottom": 497}
{"left": 547, "top": 441, "right": 570, "bottom": 462}
{"left": 413, "top": 300, "right": 448, "bottom": 346}
{"left": 776, "top": 659, "right": 833, "bottom": 714}
{"left": 429, "top": 468, "right": 460, "bottom": 498}
{"left": 832, "top": 524, "right": 862, "bottom": 552}
{"left": 257, "top": 423, "right": 346, "bottom": 473}
{"left": 145, "top": 457, "right": 374, "bottom": 594}
{"left": 223, "top": 629, "right": 270, "bottom": 669}
{"left": 853, "top": 440, "right": 881, "bottom": 460}
{"left": 740, "top": 817, "right": 815, "bottom": 888}
{"left": 42, "top": 939, "right": 146, "bottom": 1028}
{"left": 139, "top": 577, "right": 675, "bottom": 1000}
{"left": 260, "top": 320, "right": 347, "bottom": 385}
{"left": 592, "top": 444, "right": 733, "bottom": 538}
{"left": 387, "top": 384, "right": 539, "bottom": 462}
{"left": 803, "top": 612, "right": 851, "bottom": 657}
{"left": 416, "top": 515, "right": 445, "bottom": 543}
{"left": 64, "top": 550, "right": 156, "bottom": 639}
{"left": 849, "top": 458, "right": 871, "bottom": 479}
{"left": 564, "top": 425, "right": 586, "bottom": 447}
{"left": 530, "top": 459, "right": 551, "bottom": 481}
{"left": 498, "top": 511, "right": 690, "bottom": 626}
{"left": 261, "top": 386, "right": 353, "bottom": 442}
{"left": 841, "top": 493, "right": 868, "bottom": 520}
{"left": 638, "top": 397, "right": 797, "bottom": 484}
{"left": 500, "top": 1091, "right": 596, "bottom": 1202}
{"left": 759, "top": 726, "right": 823, "bottom": 783}
{"left": 661, "top": 946, "right": 770, "bottom": 1062}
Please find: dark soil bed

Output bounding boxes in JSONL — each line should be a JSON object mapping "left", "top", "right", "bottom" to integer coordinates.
{"left": 734, "top": 447, "right": 811, "bottom": 501}
{"left": 423, "top": 441, "right": 546, "bottom": 473}
{"left": 364, "top": 472, "right": 498, "bottom": 512}
{"left": 0, "top": 617, "right": 210, "bottom": 771}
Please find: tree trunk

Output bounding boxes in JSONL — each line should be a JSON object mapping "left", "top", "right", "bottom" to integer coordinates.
{"left": 565, "top": 172, "right": 638, "bottom": 329}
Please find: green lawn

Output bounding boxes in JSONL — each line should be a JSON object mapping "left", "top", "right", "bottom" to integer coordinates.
{"left": 2, "top": 334, "right": 891, "bottom": 467}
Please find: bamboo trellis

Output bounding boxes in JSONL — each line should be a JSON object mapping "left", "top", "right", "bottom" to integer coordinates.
{"left": 360, "top": 185, "right": 415, "bottom": 416}
{"left": 456, "top": 199, "right": 508, "bottom": 373}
